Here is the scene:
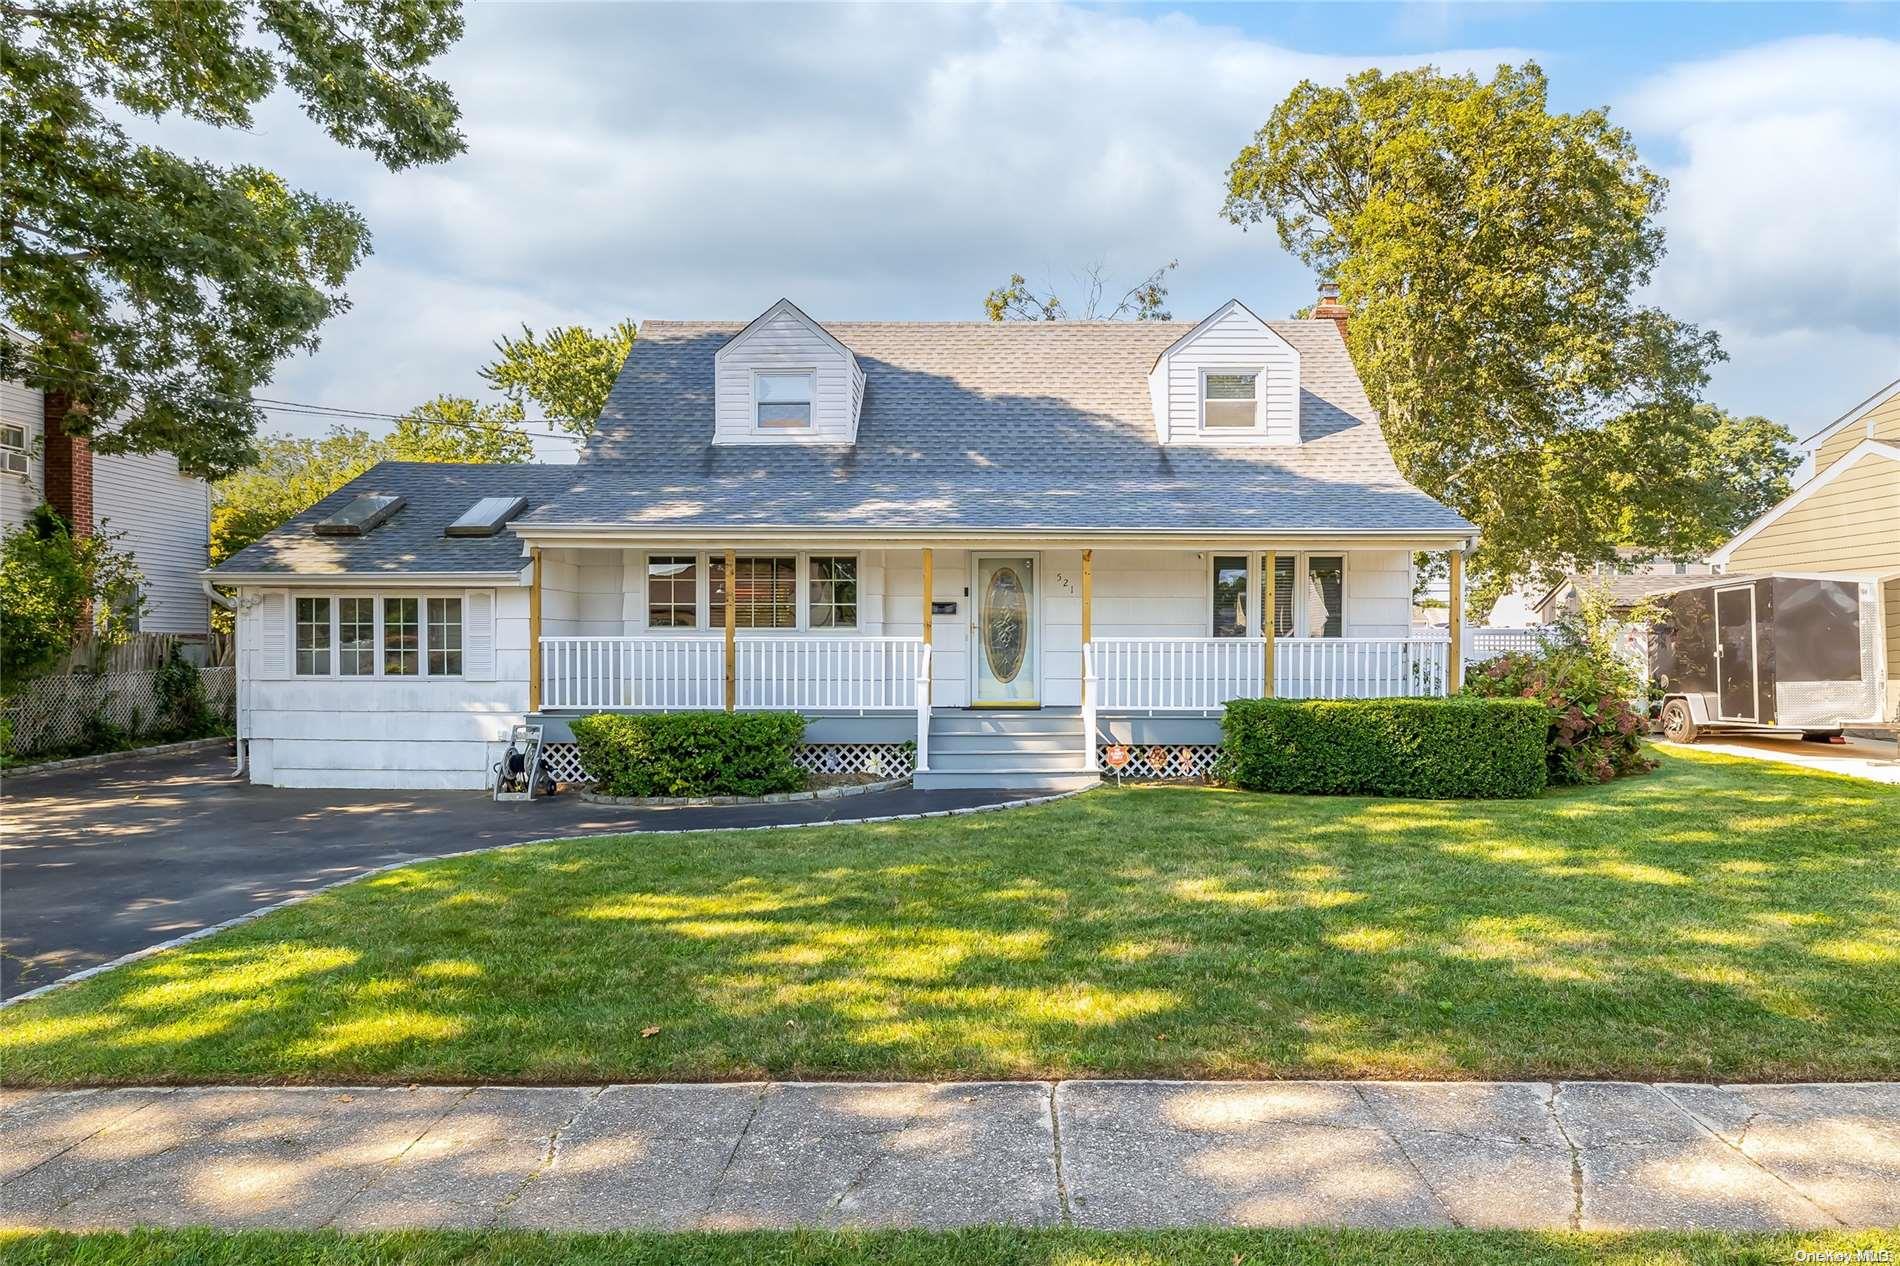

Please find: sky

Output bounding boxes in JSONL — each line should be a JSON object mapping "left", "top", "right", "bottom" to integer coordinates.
{"left": 141, "top": 1, "right": 1900, "bottom": 464}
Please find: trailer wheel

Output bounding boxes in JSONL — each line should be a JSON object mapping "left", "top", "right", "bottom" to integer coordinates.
{"left": 1660, "top": 698, "right": 1698, "bottom": 743}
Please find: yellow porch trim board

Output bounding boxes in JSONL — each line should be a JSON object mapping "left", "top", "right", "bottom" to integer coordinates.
{"left": 1448, "top": 549, "right": 1464, "bottom": 694}
{"left": 1262, "top": 550, "right": 1276, "bottom": 697}
{"left": 723, "top": 548, "right": 737, "bottom": 712}
{"left": 527, "top": 547, "right": 542, "bottom": 712}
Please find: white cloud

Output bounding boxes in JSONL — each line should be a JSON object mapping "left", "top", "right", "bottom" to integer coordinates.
{"left": 1624, "top": 35, "right": 1900, "bottom": 343}
{"left": 127, "top": 8, "right": 1896, "bottom": 449}
{"left": 133, "top": 3, "right": 1523, "bottom": 446}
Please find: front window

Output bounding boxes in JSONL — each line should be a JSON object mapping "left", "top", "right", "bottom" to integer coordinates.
{"left": 427, "top": 597, "right": 463, "bottom": 676}
{"left": 1270, "top": 554, "right": 1296, "bottom": 637}
{"left": 1211, "top": 556, "right": 1249, "bottom": 637}
{"left": 647, "top": 555, "right": 697, "bottom": 628}
{"left": 338, "top": 597, "right": 375, "bottom": 675}
{"left": 809, "top": 556, "right": 859, "bottom": 628}
{"left": 1202, "top": 372, "right": 1258, "bottom": 428}
{"left": 384, "top": 597, "right": 420, "bottom": 676}
{"left": 755, "top": 371, "right": 814, "bottom": 430}
{"left": 294, "top": 597, "right": 331, "bottom": 675}
{"left": 1305, "top": 556, "right": 1344, "bottom": 638}
{"left": 711, "top": 555, "right": 796, "bottom": 628}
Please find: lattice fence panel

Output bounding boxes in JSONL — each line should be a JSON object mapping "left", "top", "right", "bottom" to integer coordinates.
{"left": 1099, "top": 743, "right": 1222, "bottom": 781}
{"left": 535, "top": 740, "right": 915, "bottom": 788}
{"left": 5, "top": 666, "right": 236, "bottom": 758}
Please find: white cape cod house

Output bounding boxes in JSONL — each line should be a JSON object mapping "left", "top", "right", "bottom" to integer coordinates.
{"left": 210, "top": 296, "right": 1477, "bottom": 790}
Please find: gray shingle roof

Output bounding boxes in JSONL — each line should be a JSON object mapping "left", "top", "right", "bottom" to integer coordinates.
{"left": 213, "top": 463, "right": 576, "bottom": 576}
{"left": 541, "top": 319, "right": 1473, "bottom": 536}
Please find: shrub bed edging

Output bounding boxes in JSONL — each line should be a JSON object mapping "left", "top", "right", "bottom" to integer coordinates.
{"left": 580, "top": 775, "right": 910, "bottom": 807}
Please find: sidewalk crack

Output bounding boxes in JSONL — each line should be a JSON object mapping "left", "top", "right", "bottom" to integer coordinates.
{"left": 322, "top": 1087, "right": 475, "bottom": 1229}
{"left": 1654, "top": 1085, "right": 1846, "bottom": 1228}
{"left": 1048, "top": 1082, "right": 1073, "bottom": 1227}
{"left": 1353, "top": 1085, "right": 1462, "bottom": 1229}
{"left": 1545, "top": 1083, "right": 1584, "bottom": 1232}
{"left": 489, "top": 1085, "right": 608, "bottom": 1225}
{"left": 2, "top": 1091, "right": 176, "bottom": 1196}
{"left": 699, "top": 1083, "right": 770, "bottom": 1217}
{"left": 828, "top": 1100, "right": 924, "bottom": 1220}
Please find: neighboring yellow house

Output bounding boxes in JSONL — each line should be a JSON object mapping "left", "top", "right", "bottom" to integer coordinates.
{"left": 1713, "top": 379, "right": 1900, "bottom": 724}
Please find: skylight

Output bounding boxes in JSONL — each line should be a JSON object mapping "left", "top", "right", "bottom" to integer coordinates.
{"left": 313, "top": 494, "right": 405, "bottom": 537}
{"left": 444, "top": 495, "right": 528, "bottom": 538}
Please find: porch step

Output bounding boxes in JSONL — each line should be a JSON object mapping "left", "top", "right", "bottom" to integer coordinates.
{"left": 929, "top": 710, "right": 1084, "bottom": 737}
{"left": 928, "top": 735, "right": 1081, "bottom": 755}
{"left": 912, "top": 769, "right": 1099, "bottom": 792}
{"left": 927, "top": 750, "right": 1088, "bottom": 774}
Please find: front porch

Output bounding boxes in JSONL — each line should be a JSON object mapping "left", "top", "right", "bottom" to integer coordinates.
{"left": 523, "top": 540, "right": 1477, "bottom": 787}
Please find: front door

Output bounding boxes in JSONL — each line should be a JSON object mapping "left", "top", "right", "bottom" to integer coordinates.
{"left": 1715, "top": 585, "right": 1757, "bottom": 721}
{"left": 972, "top": 555, "right": 1038, "bottom": 706}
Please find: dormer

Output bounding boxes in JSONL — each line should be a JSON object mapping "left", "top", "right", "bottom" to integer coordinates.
{"left": 1147, "top": 299, "right": 1300, "bottom": 445}
{"left": 713, "top": 298, "right": 865, "bottom": 445}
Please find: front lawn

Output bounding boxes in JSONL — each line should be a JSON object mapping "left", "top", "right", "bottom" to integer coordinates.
{"left": 2, "top": 748, "right": 1895, "bottom": 1085}
{"left": 4, "top": 1229, "right": 1895, "bottom": 1266}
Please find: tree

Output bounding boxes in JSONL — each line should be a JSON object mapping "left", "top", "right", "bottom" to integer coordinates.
{"left": 984, "top": 259, "right": 1178, "bottom": 322}
{"left": 209, "top": 426, "right": 388, "bottom": 567}
{"left": 391, "top": 395, "right": 535, "bottom": 464}
{"left": 1222, "top": 63, "right": 1732, "bottom": 599}
{"left": 0, "top": 0, "right": 466, "bottom": 478}
{"left": 210, "top": 397, "right": 535, "bottom": 568}
{"left": 1, "top": 504, "right": 144, "bottom": 694}
{"left": 480, "top": 320, "right": 637, "bottom": 437}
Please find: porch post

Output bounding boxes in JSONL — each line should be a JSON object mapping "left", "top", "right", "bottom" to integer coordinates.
{"left": 1262, "top": 550, "right": 1277, "bottom": 698}
{"left": 917, "top": 548, "right": 934, "bottom": 774}
{"left": 921, "top": 547, "right": 934, "bottom": 648}
{"left": 1081, "top": 548, "right": 1097, "bottom": 771}
{"left": 723, "top": 548, "right": 737, "bottom": 711}
{"left": 528, "top": 546, "right": 542, "bottom": 712}
{"left": 1447, "top": 547, "right": 1464, "bottom": 695}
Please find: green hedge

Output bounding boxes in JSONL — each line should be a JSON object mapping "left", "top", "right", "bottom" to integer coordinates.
{"left": 1218, "top": 697, "right": 1548, "bottom": 799}
{"left": 569, "top": 711, "right": 807, "bottom": 797}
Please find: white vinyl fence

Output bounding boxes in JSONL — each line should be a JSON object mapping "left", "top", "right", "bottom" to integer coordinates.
{"left": 3, "top": 666, "right": 235, "bottom": 758}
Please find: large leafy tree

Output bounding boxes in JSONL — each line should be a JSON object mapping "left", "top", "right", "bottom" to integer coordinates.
{"left": 1222, "top": 63, "right": 1734, "bottom": 597}
{"left": 985, "top": 259, "right": 1178, "bottom": 322}
{"left": 210, "top": 402, "right": 531, "bottom": 567}
{"left": 390, "top": 394, "right": 534, "bottom": 464}
{"left": 481, "top": 320, "right": 637, "bottom": 438}
{"left": 0, "top": 0, "right": 466, "bottom": 478}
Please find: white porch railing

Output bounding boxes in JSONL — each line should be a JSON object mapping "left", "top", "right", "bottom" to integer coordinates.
{"left": 1091, "top": 637, "right": 1451, "bottom": 711}
{"left": 539, "top": 635, "right": 925, "bottom": 714}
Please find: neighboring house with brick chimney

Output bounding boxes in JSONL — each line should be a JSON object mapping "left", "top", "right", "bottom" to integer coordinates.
{"left": 1, "top": 358, "right": 212, "bottom": 637}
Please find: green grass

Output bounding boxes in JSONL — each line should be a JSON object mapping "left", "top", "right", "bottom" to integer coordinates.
{"left": 2, "top": 748, "right": 1895, "bottom": 1085}
{"left": 2, "top": 1229, "right": 1895, "bottom": 1266}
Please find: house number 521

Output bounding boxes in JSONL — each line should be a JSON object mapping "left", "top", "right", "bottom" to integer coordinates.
{"left": 1054, "top": 573, "right": 1074, "bottom": 593}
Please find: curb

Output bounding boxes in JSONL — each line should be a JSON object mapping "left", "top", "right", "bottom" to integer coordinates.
{"left": 1, "top": 737, "right": 232, "bottom": 783}
{"left": 0, "top": 784, "right": 1096, "bottom": 1010}
{"left": 581, "top": 776, "right": 910, "bottom": 807}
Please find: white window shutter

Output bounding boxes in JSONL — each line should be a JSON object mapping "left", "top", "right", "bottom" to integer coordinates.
{"left": 463, "top": 589, "right": 496, "bottom": 679}
{"left": 258, "top": 590, "right": 288, "bottom": 678}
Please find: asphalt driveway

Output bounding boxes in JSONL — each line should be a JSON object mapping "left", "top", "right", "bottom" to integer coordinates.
{"left": 0, "top": 749, "right": 1042, "bottom": 999}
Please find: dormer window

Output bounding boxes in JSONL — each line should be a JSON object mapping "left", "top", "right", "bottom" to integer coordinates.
{"left": 1202, "top": 371, "right": 1259, "bottom": 429}
{"left": 755, "top": 370, "right": 814, "bottom": 430}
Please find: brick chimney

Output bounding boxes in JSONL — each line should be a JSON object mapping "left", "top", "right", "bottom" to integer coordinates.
{"left": 1313, "top": 281, "right": 1350, "bottom": 344}
{"left": 41, "top": 390, "right": 93, "bottom": 538}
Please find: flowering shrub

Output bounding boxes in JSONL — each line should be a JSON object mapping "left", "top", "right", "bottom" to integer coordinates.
{"left": 1462, "top": 584, "right": 1655, "bottom": 785}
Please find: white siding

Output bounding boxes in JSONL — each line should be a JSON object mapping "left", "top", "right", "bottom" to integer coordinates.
{"left": 1152, "top": 302, "right": 1300, "bottom": 446}
{"left": 93, "top": 449, "right": 210, "bottom": 634}
{"left": 713, "top": 303, "right": 864, "bottom": 446}
{"left": 0, "top": 378, "right": 43, "bottom": 533}
{"left": 239, "top": 586, "right": 529, "bottom": 790}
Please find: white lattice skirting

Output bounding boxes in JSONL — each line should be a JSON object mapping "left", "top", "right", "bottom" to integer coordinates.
{"left": 1100, "top": 742, "right": 1222, "bottom": 780}
{"left": 538, "top": 741, "right": 917, "bottom": 787}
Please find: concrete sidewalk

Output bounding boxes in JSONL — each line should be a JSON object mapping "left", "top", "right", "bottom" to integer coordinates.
{"left": 2, "top": 1081, "right": 1895, "bottom": 1233}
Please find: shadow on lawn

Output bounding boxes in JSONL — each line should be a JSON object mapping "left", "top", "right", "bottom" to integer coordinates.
{"left": 2, "top": 751, "right": 1896, "bottom": 1085}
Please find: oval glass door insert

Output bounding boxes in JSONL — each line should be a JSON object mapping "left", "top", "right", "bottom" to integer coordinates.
{"left": 983, "top": 566, "right": 1029, "bottom": 683}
